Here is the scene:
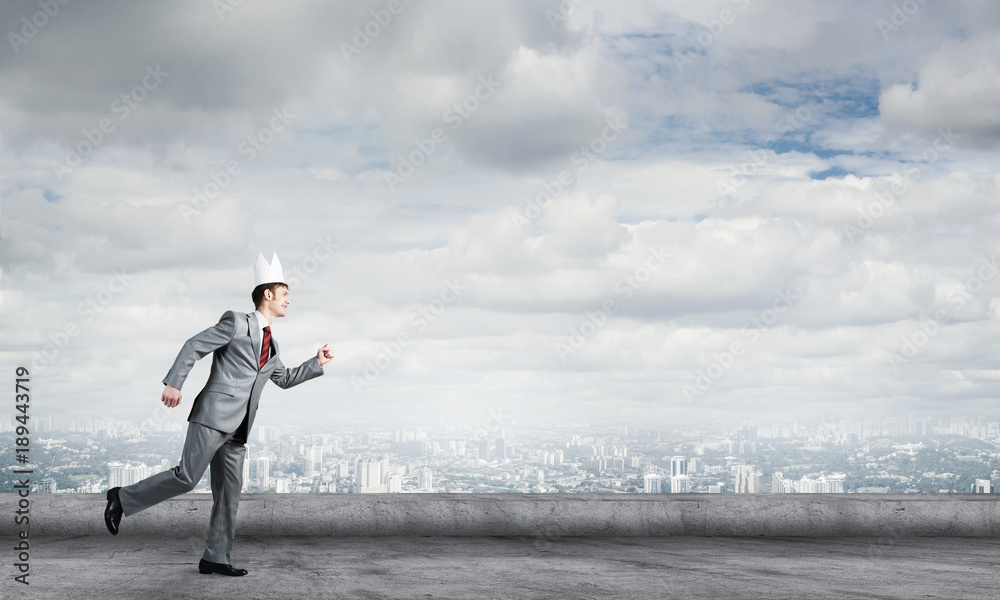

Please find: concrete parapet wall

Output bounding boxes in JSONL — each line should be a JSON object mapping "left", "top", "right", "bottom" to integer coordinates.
{"left": 5, "top": 493, "right": 1000, "bottom": 538}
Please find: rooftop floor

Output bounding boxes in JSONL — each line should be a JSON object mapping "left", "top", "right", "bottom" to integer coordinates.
{"left": 16, "top": 535, "right": 999, "bottom": 599}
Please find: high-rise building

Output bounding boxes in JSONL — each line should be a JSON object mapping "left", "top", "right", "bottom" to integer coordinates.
{"left": 255, "top": 425, "right": 279, "bottom": 443}
{"left": 418, "top": 467, "right": 433, "bottom": 492}
{"left": 379, "top": 455, "right": 391, "bottom": 484}
{"left": 36, "top": 478, "right": 57, "bottom": 494}
{"left": 386, "top": 472, "right": 402, "bottom": 493}
{"left": 108, "top": 462, "right": 129, "bottom": 489}
{"left": 736, "top": 465, "right": 762, "bottom": 493}
{"left": 479, "top": 439, "right": 491, "bottom": 460}
{"left": 670, "top": 456, "right": 686, "bottom": 478}
{"left": 643, "top": 473, "right": 662, "bottom": 493}
{"left": 306, "top": 445, "right": 324, "bottom": 476}
{"left": 736, "top": 427, "right": 757, "bottom": 454}
{"left": 254, "top": 455, "right": 271, "bottom": 491}
{"left": 670, "top": 475, "right": 690, "bottom": 493}
{"left": 275, "top": 478, "right": 291, "bottom": 493}
{"left": 972, "top": 479, "right": 993, "bottom": 493}
{"left": 355, "top": 459, "right": 386, "bottom": 493}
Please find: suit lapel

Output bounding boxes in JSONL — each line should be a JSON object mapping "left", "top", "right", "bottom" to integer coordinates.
{"left": 247, "top": 312, "right": 262, "bottom": 370}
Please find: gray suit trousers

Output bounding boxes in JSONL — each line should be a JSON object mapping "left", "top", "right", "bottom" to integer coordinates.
{"left": 117, "top": 421, "right": 246, "bottom": 564}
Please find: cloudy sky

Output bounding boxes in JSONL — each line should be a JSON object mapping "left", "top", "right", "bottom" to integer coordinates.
{"left": 2, "top": 0, "right": 999, "bottom": 427}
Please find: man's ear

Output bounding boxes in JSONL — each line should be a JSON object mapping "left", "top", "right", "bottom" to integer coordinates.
{"left": 263, "top": 289, "right": 272, "bottom": 302}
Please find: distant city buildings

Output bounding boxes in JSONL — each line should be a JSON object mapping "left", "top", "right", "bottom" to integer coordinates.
{"left": 108, "top": 461, "right": 158, "bottom": 488}
{"left": 772, "top": 472, "right": 846, "bottom": 494}
{"left": 6, "top": 412, "right": 999, "bottom": 496}
{"left": 735, "top": 465, "right": 763, "bottom": 494}
{"left": 35, "top": 477, "right": 57, "bottom": 494}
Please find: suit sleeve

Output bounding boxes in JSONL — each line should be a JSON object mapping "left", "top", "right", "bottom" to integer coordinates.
{"left": 269, "top": 355, "right": 324, "bottom": 389}
{"left": 162, "top": 311, "right": 238, "bottom": 390}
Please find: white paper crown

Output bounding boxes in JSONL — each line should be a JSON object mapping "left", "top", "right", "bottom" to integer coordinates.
{"left": 254, "top": 252, "right": 285, "bottom": 287}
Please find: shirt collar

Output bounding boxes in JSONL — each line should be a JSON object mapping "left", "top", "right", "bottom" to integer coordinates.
{"left": 253, "top": 310, "right": 270, "bottom": 330}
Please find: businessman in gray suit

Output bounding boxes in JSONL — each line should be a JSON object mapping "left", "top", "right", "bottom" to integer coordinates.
{"left": 104, "top": 253, "right": 333, "bottom": 576}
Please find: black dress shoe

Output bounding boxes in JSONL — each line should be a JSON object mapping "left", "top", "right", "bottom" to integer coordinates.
{"left": 104, "top": 487, "right": 123, "bottom": 535}
{"left": 199, "top": 558, "right": 248, "bottom": 577}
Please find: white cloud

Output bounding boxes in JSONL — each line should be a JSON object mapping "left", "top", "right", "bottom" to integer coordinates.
{"left": 2, "top": 0, "right": 1000, "bottom": 421}
{"left": 880, "top": 36, "right": 1000, "bottom": 146}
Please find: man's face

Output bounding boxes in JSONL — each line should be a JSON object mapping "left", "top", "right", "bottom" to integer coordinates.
{"left": 264, "top": 285, "right": 290, "bottom": 317}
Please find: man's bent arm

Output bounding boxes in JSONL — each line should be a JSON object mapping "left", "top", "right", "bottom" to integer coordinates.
{"left": 269, "top": 355, "right": 324, "bottom": 389}
{"left": 162, "top": 311, "right": 238, "bottom": 390}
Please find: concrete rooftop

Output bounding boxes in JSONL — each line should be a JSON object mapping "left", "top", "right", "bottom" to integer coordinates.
{"left": 5, "top": 494, "right": 999, "bottom": 598}
{"left": 15, "top": 535, "right": 1000, "bottom": 599}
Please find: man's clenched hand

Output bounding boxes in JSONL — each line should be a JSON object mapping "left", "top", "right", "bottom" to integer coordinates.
{"left": 162, "top": 384, "right": 182, "bottom": 408}
{"left": 317, "top": 344, "right": 334, "bottom": 366}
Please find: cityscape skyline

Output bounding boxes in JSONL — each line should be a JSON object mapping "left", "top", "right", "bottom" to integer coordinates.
{"left": 5, "top": 411, "right": 998, "bottom": 497}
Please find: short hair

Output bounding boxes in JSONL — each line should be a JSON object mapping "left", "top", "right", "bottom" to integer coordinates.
{"left": 252, "top": 282, "right": 287, "bottom": 309}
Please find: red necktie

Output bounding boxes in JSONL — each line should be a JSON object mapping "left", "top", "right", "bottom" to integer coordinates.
{"left": 259, "top": 326, "right": 271, "bottom": 368}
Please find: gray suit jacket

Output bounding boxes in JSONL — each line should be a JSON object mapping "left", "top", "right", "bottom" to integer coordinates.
{"left": 162, "top": 310, "right": 324, "bottom": 434}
